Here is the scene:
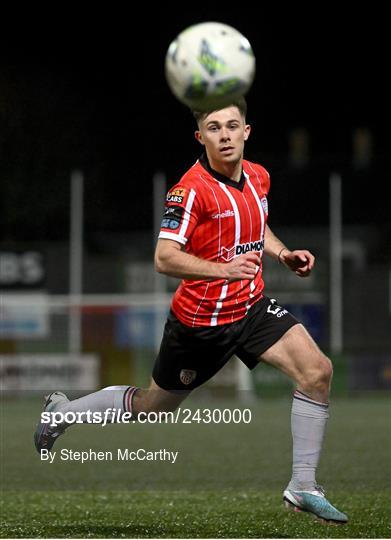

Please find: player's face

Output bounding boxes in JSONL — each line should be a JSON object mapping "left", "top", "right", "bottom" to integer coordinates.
{"left": 194, "top": 106, "right": 251, "bottom": 166}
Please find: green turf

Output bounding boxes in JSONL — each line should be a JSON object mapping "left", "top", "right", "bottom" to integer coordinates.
{"left": 1, "top": 489, "right": 390, "bottom": 538}
{"left": 1, "top": 396, "right": 390, "bottom": 537}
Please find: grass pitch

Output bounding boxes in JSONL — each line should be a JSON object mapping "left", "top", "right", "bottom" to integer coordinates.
{"left": 1, "top": 395, "right": 390, "bottom": 538}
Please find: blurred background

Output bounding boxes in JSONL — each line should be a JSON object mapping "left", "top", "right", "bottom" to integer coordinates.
{"left": 1, "top": 9, "right": 390, "bottom": 397}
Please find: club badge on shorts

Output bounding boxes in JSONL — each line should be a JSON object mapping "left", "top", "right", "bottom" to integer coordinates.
{"left": 180, "top": 369, "right": 197, "bottom": 385}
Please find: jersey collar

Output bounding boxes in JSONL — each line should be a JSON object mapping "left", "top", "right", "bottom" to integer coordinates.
{"left": 199, "top": 153, "right": 246, "bottom": 192}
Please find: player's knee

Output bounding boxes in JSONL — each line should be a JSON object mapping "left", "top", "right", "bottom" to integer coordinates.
{"left": 303, "top": 354, "right": 333, "bottom": 392}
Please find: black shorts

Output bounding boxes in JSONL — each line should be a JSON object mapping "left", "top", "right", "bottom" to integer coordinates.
{"left": 152, "top": 295, "right": 299, "bottom": 391}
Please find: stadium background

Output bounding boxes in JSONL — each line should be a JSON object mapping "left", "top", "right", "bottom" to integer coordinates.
{"left": 1, "top": 9, "right": 390, "bottom": 539}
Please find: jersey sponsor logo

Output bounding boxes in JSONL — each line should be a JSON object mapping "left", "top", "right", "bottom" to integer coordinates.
{"left": 161, "top": 218, "right": 180, "bottom": 229}
{"left": 220, "top": 239, "right": 265, "bottom": 261}
{"left": 180, "top": 369, "right": 197, "bottom": 385}
{"left": 167, "top": 195, "right": 184, "bottom": 203}
{"left": 161, "top": 206, "right": 184, "bottom": 230}
{"left": 166, "top": 188, "right": 186, "bottom": 204}
{"left": 261, "top": 196, "right": 268, "bottom": 215}
{"left": 163, "top": 206, "right": 184, "bottom": 219}
{"left": 212, "top": 209, "right": 235, "bottom": 219}
{"left": 236, "top": 240, "right": 264, "bottom": 255}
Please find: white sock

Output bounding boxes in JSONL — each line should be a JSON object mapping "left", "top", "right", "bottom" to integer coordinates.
{"left": 58, "top": 385, "right": 138, "bottom": 426}
{"left": 287, "top": 390, "right": 329, "bottom": 491}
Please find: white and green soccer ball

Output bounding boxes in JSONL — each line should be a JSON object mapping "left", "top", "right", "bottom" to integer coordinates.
{"left": 165, "top": 22, "right": 256, "bottom": 111}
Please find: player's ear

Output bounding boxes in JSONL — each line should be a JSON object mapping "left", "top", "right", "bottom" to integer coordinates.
{"left": 194, "top": 130, "right": 204, "bottom": 145}
{"left": 243, "top": 124, "right": 251, "bottom": 141}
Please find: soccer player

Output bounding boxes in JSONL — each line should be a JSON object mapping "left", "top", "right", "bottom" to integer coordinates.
{"left": 35, "top": 97, "right": 348, "bottom": 524}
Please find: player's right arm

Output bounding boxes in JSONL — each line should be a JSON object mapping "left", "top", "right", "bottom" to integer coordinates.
{"left": 155, "top": 239, "right": 260, "bottom": 282}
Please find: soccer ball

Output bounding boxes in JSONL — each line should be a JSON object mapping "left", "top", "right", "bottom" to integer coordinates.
{"left": 165, "top": 22, "right": 255, "bottom": 111}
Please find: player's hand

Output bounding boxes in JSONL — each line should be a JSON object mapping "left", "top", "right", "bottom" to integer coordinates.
{"left": 280, "top": 249, "right": 315, "bottom": 277}
{"left": 224, "top": 252, "right": 261, "bottom": 282}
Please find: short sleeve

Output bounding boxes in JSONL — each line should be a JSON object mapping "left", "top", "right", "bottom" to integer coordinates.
{"left": 158, "top": 184, "right": 200, "bottom": 245}
{"left": 259, "top": 165, "right": 271, "bottom": 196}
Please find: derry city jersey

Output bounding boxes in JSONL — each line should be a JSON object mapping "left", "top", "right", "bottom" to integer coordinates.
{"left": 159, "top": 153, "right": 270, "bottom": 327}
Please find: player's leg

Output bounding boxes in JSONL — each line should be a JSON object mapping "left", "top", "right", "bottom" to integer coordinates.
{"left": 34, "top": 306, "right": 229, "bottom": 453}
{"left": 259, "top": 323, "right": 331, "bottom": 492}
{"left": 34, "top": 308, "right": 238, "bottom": 453}
{"left": 259, "top": 323, "right": 347, "bottom": 523}
{"left": 34, "top": 381, "right": 190, "bottom": 453}
{"left": 34, "top": 309, "right": 198, "bottom": 453}
{"left": 260, "top": 323, "right": 332, "bottom": 403}
{"left": 57, "top": 379, "right": 189, "bottom": 419}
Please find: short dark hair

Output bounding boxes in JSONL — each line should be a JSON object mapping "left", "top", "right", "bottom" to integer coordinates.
{"left": 192, "top": 96, "right": 247, "bottom": 124}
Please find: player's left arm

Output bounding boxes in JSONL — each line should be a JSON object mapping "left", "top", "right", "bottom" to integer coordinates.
{"left": 263, "top": 225, "right": 315, "bottom": 277}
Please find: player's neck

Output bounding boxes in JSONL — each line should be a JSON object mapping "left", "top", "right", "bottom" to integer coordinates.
{"left": 208, "top": 157, "right": 243, "bottom": 183}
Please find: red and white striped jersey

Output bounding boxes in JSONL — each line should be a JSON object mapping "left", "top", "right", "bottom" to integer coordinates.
{"left": 159, "top": 153, "right": 270, "bottom": 327}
